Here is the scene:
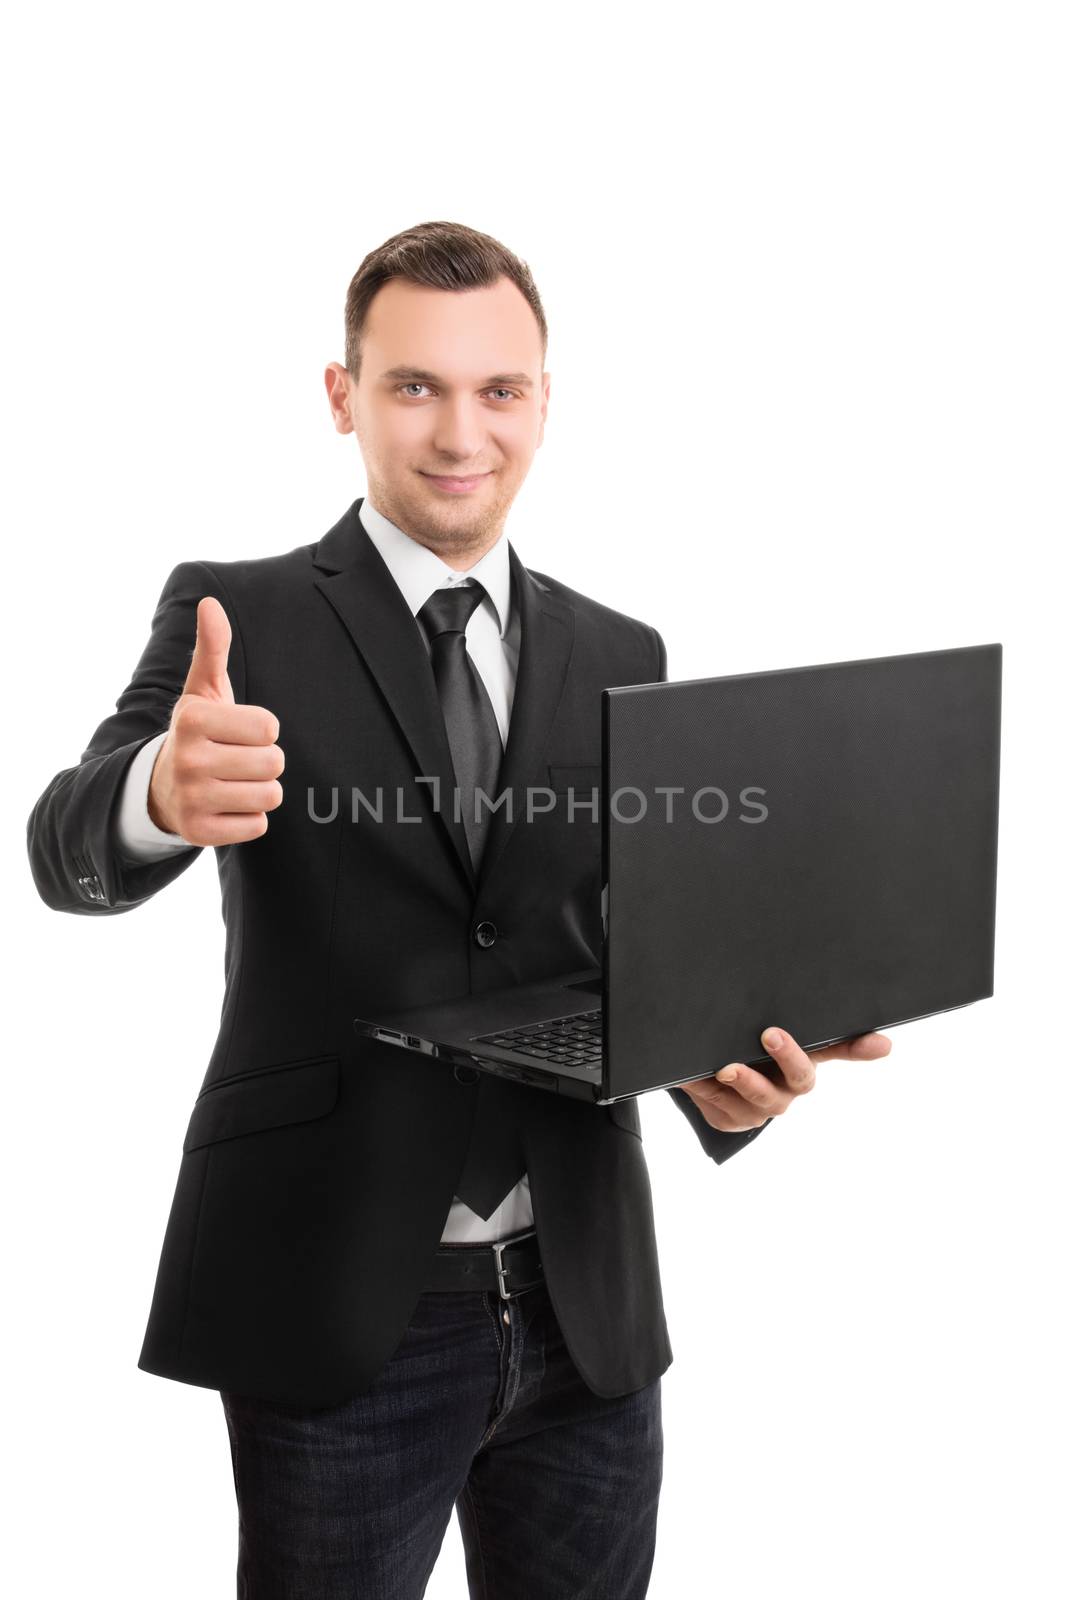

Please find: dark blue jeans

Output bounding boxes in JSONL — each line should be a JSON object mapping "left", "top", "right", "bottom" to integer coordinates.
{"left": 219, "top": 1276, "right": 663, "bottom": 1598}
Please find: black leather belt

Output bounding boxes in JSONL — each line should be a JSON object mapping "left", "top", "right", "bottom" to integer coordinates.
{"left": 425, "top": 1227, "right": 544, "bottom": 1300}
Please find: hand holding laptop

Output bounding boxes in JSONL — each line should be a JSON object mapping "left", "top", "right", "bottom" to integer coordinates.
{"left": 678, "top": 1025, "right": 893, "bottom": 1133}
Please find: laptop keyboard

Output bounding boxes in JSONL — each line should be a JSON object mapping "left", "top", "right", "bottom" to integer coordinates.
{"left": 473, "top": 1009, "right": 602, "bottom": 1067}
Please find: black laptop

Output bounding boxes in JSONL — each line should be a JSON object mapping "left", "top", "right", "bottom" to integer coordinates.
{"left": 353, "top": 643, "right": 1001, "bottom": 1105}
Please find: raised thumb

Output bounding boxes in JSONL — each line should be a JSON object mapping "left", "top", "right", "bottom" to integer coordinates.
{"left": 183, "top": 595, "right": 235, "bottom": 704}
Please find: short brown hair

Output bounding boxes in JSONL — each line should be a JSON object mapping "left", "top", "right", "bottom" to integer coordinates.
{"left": 343, "top": 220, "right": 548, "bottom": 383}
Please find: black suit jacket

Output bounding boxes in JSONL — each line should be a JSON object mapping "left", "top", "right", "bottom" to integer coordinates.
{"left": 26, "top": 496, "right": 767, "bottom": 1405}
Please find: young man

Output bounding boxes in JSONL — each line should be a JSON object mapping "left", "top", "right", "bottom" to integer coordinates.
{"left": 27, "top": 219, "right": 890, "bottom": 1598}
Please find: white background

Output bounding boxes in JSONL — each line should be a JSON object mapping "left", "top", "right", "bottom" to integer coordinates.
{"left": 5, "top": 3, "right": 1064, "bottom": 1596}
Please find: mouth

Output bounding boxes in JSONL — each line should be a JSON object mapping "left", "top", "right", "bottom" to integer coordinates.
{"left": 420, "top": 471, "right": 492, "bottom": 495}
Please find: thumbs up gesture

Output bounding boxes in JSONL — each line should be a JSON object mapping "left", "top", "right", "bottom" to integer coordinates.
{"left": 148, "top": 597, "right": 285, "bottom": 846}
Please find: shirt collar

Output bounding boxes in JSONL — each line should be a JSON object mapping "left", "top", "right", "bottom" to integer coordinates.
{"left": 359, "top": 495, "right": 512, "bottom": 640}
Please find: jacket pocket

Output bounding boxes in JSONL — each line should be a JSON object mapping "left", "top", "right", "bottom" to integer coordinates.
{"left": 183, "top": 1055, "right": 341, "bottom": 1152}
{"left": 607, "top": 1095, "right": 643, "bottom": 1139}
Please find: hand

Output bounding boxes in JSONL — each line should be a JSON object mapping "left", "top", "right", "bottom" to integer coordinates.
{"left": 148, "top": 596, "right": 285, "bottom": 847}
{"left": 678, "top": 1026, "right": 892, "bottom": 1133}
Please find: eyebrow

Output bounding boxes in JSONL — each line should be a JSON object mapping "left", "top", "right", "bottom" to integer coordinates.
{"left": 380, "top": 365, "right": 534, "bottom": 387}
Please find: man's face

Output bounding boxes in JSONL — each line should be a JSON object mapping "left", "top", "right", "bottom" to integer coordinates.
{"left": 325, "top": 276, "right": 549, "bottom": 564}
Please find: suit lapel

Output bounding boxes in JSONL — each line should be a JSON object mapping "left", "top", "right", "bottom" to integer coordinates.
{"left": 311, "top": 498, "right": 575, "bottom": 899}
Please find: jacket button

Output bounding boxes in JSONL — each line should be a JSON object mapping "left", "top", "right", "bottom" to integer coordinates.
{"left": 473, "top": 920, "right": 498, "bottom": 949}
{"left": 454, "top": 1064, "right": 479, "bottom": 1085}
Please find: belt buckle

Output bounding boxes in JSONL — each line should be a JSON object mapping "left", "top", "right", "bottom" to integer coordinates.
{"left": 492, "top": 1227, "right": 539, "bottom": 1301}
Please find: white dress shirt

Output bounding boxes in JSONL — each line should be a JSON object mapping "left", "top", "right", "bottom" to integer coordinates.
{"left": 114, "top": 496, "right": 533, "bottom": 1242}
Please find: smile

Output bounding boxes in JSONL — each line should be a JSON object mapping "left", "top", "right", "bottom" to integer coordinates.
{"left": 420, "top": 472, "right": 492, "bottom": 494}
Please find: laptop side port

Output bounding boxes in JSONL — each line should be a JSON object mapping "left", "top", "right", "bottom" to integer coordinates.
{"left": 470, "top": 1054, "right": 560, "bottom": 1090}
{"left": 372, "top": 1027, "right": 442, "bottom": 1056}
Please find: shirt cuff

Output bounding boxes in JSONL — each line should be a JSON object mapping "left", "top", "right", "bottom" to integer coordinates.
{"left": 114, "top": 731, "right": 194, "bottom": 861}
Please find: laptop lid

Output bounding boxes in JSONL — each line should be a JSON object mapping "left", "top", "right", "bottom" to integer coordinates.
{"left": 601, "top": 643, "right": 1001, "bottom": 1100}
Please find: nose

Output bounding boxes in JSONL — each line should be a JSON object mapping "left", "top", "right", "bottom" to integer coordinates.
{"left": 432, "top": 394, "right": 488, "bottom": 464}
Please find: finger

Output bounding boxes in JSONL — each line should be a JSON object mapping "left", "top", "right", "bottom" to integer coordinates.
{"left": 809, "top": 1031, "right": 893, "bottom": 1064}
{"left": 200, "top": 778, "right": 284, "bottom": 814}
{"left": 714, "top": 1062, "right": 796, "bottom": 1116}
{"left": 176, "top": 699, "right": 280, "bottom": 746}
{"left": 199, "top": 742, "right": 285, "bottom": 781}
{"left": 189, "top": 811, "right": 271, "bottom": 847}
{"left": 759, "top": 1028, "right": 817, "bottom": 1093}
{"left": 183, "top": 597, "right": 235, "bottom": 704}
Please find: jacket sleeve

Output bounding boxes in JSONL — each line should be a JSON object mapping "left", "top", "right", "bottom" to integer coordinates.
{"left": 650, "top": 623, "right": 773, "bottom": 1164}
{"left": 26, "top": 559, "right": 246, "bottom": 915}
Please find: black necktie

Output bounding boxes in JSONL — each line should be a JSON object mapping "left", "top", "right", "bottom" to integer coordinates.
{"left": 417, "top": 580, "right": 526, "bottom": 1220}
{"left": 417, "top": 581, "right": 504, "bottom": 878}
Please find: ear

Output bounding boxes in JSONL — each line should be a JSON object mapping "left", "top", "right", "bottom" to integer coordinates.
{"left": 324, "top": 362, "right": 356, "bottom": 435}
{"left": 537, "top": 370, "right": 551, "bottom": 446}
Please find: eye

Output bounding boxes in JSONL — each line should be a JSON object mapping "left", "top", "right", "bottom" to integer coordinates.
{"left": 396, "top": 383, "right": 520, "bottom": 402}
